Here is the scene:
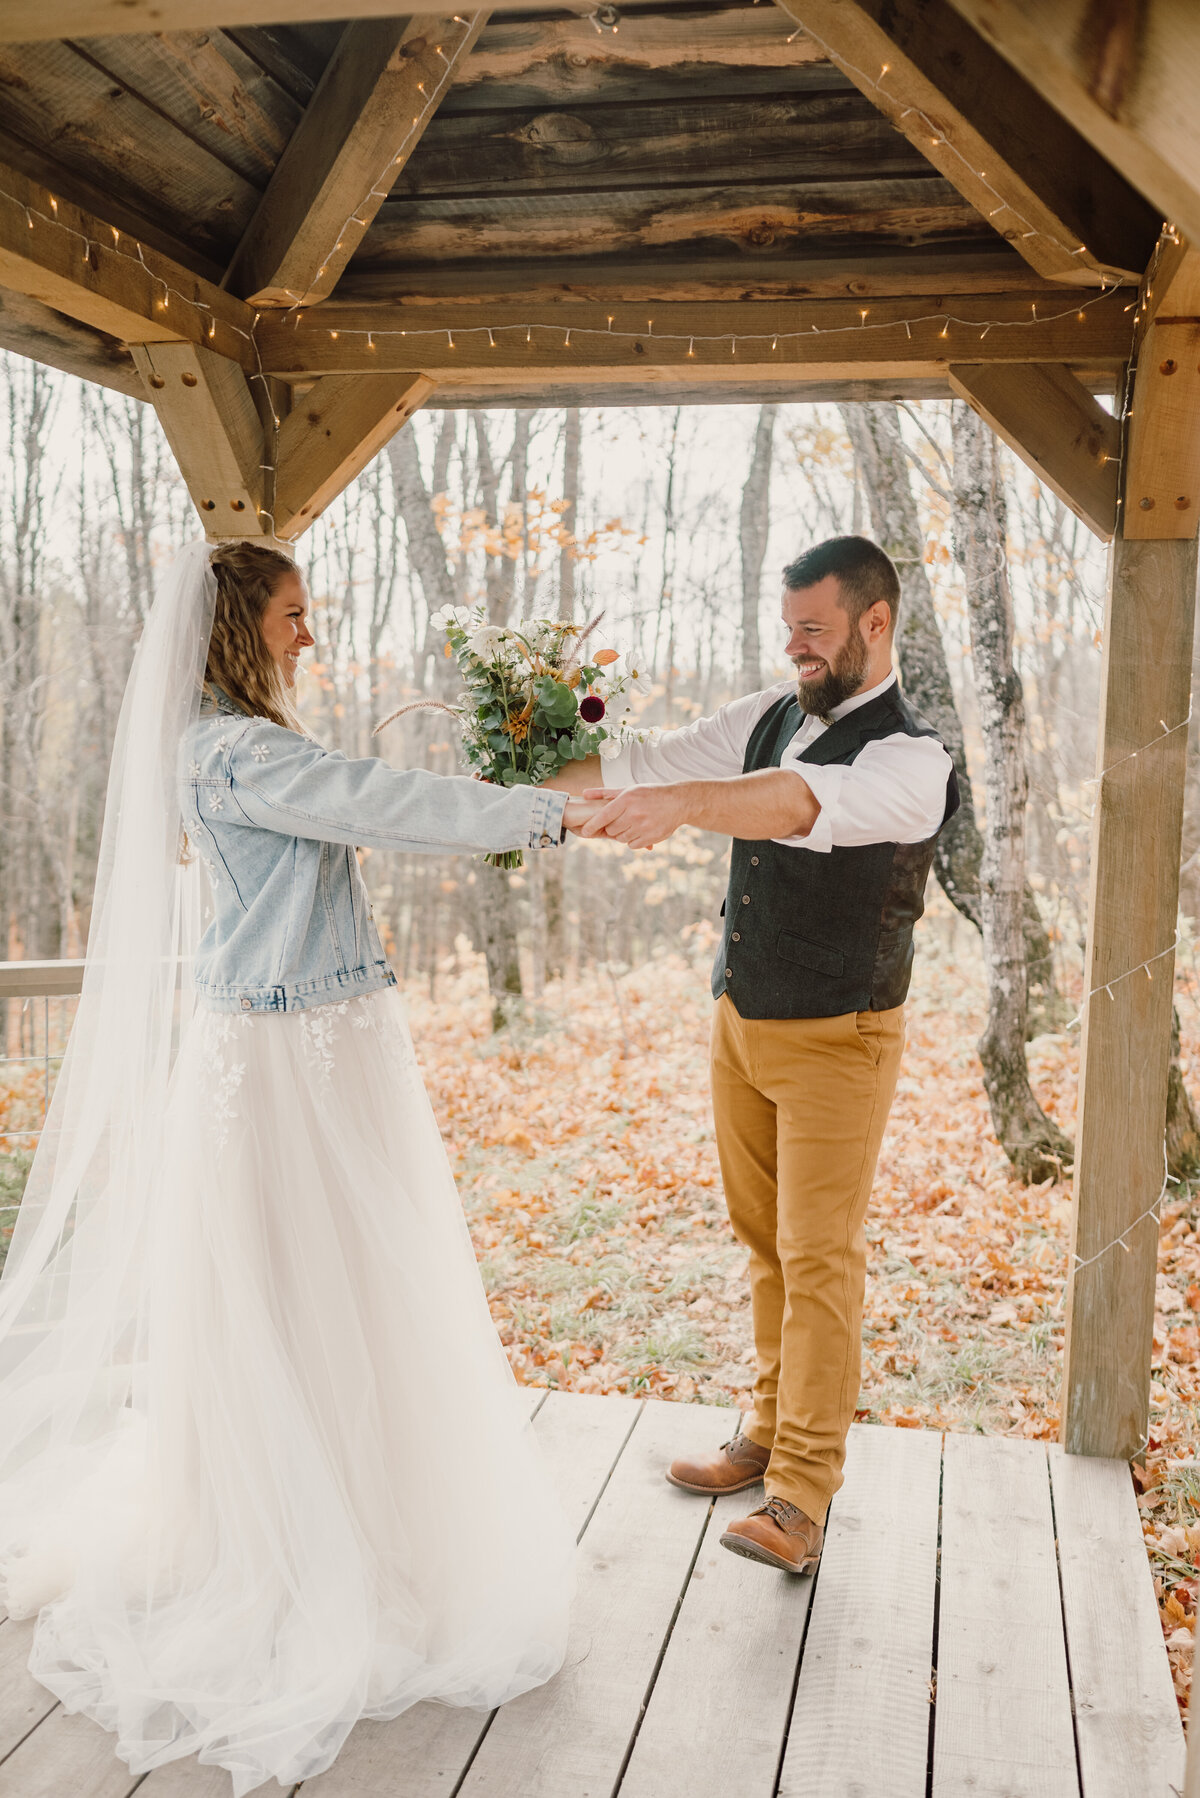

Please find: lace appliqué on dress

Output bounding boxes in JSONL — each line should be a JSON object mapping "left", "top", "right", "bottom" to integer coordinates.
{"left": 197, "top": 1012, "right": 252, "bottom": 1153}
{"left": 298, "top": 994, "right": 419, "bottom": 1096}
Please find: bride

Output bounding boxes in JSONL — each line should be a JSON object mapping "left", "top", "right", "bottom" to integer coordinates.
{"left": 0, "top": 540, "right": 587, "bottom": 1793}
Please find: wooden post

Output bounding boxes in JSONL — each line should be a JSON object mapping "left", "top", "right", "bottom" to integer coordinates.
{"left": 1062, "top": 245, "right": 1200, "bottom": 1458}
{"left": 1061, "top": 535, "right": 1197, "bottom": 1455}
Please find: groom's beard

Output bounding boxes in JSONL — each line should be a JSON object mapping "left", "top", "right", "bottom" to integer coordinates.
{"left": 792, "top": 629, "right": 869, "bottom": 723}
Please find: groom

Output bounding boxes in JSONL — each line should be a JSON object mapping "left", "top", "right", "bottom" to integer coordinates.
{"left": 550, "top": 535, "right": 958, "bottom": 1573}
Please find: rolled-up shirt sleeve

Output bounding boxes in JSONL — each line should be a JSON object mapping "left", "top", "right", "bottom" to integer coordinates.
{"left": 601, "top": 685, "right": 787, "bottom": 788}
{"left": 775, "top": 735, "right": 953, "bottom": 853}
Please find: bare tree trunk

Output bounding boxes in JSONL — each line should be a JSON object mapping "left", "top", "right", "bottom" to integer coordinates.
{"left": 738, "top": 404, "right": 776, "bottom": 691}
{"left": 546, "top": 408, "right": 582, "bottom": 982}
{"left": 951, "top": 401, "right": 1071, "bottom": 1181}
{"left": 841, "top": 402, "right": 1062, "bottom": 1027}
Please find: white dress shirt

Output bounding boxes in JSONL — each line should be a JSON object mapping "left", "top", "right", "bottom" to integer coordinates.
{"left": 602, "top": 670, "right": 953, "bottom": 853}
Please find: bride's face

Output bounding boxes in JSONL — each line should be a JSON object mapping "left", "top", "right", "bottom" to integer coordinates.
{"left": 261, "top": 571, "right": 315, "bottom": 688}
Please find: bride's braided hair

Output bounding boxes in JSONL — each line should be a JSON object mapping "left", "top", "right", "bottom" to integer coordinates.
{"left": 205, "top": 541, "right": 301, "bottom": 729}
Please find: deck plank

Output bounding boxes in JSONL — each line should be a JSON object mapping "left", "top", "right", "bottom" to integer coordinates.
{"left": 778, "top": 1422, "right": 942, "bottom": 1798}
{"left": 0, "top": 1705, "right": 139, "bottom": 1798}
{"left": 934, "top": 1434, "right": 1078, "bottom": 1797}
{"left": 618, "top": 1481, "right": 815, "bottom": 1798}
{"left": 1048, "top": 1445, "right": 1185, "bottom": 1798}
{"left": 292, "top": 1389, "right": 644, "bottom": 1798}
{"left": 0, "top": 1618, "right": 57, "bottom": 1763}
{"left": 456, "top": 1397, "right": 732, "bottom": 1798}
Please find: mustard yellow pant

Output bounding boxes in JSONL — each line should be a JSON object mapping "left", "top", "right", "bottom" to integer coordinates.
{"left": 709, "top": 993, "right": 905, "bottom": 1524}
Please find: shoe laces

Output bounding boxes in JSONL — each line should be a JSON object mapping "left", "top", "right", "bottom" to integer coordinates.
{"left": 759, "top": 1495, "right": 804, "bottom": 1530}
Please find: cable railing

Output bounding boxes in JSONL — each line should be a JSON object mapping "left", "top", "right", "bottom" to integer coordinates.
{"left": 0, "top": 963, "right": 83, "bottom": 1208}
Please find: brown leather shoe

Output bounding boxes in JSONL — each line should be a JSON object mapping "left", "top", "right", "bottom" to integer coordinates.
{"left": 720, "top": 1496, "right": 824, "bottom": 1573}
{"left": 666, "top": 1431, "right": 771, "bottom": 1495}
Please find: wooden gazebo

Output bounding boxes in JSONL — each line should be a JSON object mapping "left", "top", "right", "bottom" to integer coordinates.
{"left": 0, "top": 2, "right": 1196, "bottom": 1791}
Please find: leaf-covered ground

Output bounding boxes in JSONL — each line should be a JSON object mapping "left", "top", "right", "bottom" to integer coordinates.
{"left": 407, "top": 900, "right": 1200, "bottom": 1724}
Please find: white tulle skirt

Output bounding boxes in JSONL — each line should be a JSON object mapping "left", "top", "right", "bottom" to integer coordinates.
{"left": 0, "top": 989, "right": 574, "bottom": 1794}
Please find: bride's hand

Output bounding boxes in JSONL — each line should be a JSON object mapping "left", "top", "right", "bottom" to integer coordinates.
{"left": 562, "top": 798, "right": 606, "bottom": 835}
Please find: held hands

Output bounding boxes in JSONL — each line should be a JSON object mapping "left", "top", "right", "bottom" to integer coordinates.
{"left": 576, "top": 785, "right": 687, "bottom": 850}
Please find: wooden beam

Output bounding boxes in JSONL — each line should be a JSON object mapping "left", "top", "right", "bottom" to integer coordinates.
{"left": 253, "top": 291, "right": 1134, "bottom": 382}
{"left": 0, "top": 162, "right": 256, "bottom": 370}
{"left": 0, "top": 0, "right": 700, "bottom": 36}
{"left": 947, "top": 362, "right": 1120, "bottom": 539}
{"left": 1060, "top": 533, "right": 1196, "bottom": 1458}
{"left": 131, "top": 341, "right": 268, "bottom": 538}
{"left": 775, "top": 0, "right": 1161, "bottom": 286}
{"left": 1123, "top": 244, "right": 1200, "bottom": 540}
{"left": 273, "top": 372, "right": 434, "bottom": 536}
{"left": 0, "top": 284, "right": 142, "bottom": 400}
{"left": 226, "top": 14, "right": 487, "bottom": 309}
{"left": 946, "top": 0, "right": 1200, "bottom": 249}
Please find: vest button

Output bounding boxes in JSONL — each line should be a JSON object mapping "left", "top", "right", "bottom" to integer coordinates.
{"left": 731, "top": 932, "right": 740, "bottom": 942}
{"left": 741, "top": 894, "right": 750, "bottom": 904}
{"left": 725, "top": 968, "right": 732, "bottom": 980}
{"left": 751, "top": 855, "right": 760, "bottom": 866}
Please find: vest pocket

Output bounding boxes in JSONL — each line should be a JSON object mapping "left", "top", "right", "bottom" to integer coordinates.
{"left": 775, "top": 931, "right": 844, "bottom": 977}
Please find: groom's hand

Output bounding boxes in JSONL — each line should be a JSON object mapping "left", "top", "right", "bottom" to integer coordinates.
{"left": 578, "top": 785, "right": 687, "bottom": 849}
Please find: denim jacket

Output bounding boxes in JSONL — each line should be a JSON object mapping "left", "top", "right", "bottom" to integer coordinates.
{"left": 180, "top": 695, "right": 567, "bottom": 1014}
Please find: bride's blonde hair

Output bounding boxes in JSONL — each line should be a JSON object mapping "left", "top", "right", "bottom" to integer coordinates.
{"left": 205, "top": 541, "right": 302, "bottom": 729}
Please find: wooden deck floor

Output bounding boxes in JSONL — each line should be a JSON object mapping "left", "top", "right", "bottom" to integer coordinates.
{"left": 0, "top": 1393, "right": 1183, "bottom": 1798}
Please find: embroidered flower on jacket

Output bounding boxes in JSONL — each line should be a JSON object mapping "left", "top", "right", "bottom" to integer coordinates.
{"left": 251, "top": 742, "right": 271, "bottom": 762}
{"left": 188, "top": 760, "right": 201, "bottom": 778}
{"left": 207, "top": 793, "right": 224, "bottom": 814}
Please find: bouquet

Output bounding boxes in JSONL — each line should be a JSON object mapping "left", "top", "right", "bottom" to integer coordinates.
{"left": 374, "top": 604, "right": 647, "bottom": 868}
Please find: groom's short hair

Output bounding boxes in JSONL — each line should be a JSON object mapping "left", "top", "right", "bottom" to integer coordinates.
{"left": 783, "top": 536, "right": 901, "bottom": 634}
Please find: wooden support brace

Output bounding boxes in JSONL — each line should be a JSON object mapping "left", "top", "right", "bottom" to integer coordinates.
{"left": 1122, "top": 245, "right": 1200, "bottom": 540}
{"left": 947, "top": 362, "right": 1120, "bottom": 540}
{"left": 774, "top": 0, "right": 1159, "bottom": 286}
{"left": 131, "top": 342, "right": 268, "bottom": 539}
{"left": 272, "top": 373, "right": 435, "bottom": 537}
{"left": 226, "top": 14, "right": 488, "bottom": 309}
{"left": 1061, "top": 533, "right": 1196, "bottom": 1458}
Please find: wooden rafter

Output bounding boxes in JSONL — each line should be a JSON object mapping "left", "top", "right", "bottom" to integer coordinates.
{"left": 773, "top": 0, "right": 1161, "bottom": 287}
{"left": 226, "top": 14, "right": 488, "bottom": 309}
{"left": 0, "top": 163, "right": 256, "bottom": 369}
{"left": 946, "top": 0, "right": 1200, "bottom": 249}
{"left": 273, "top": 373, "right": 434, "bottom": 535}
{"left": 252, "top": 292, "right": 1134, "bottom": 383}
{"left": 946, "top": 362, "right": 1120, "bottom": 540}
{"left": 0, "top": 0, "right": 697, "bottom": 37}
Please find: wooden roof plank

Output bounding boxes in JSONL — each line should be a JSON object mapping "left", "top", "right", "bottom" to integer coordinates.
{"left": 0, "top": 37, "right": 260, "bottom": 263}
{"left": 947, "top": 361, "right": 1120, "bottom": 540}
{"left": 70, "top": 29, "right": 301, "bottom": 189}
{"left": 226, "top": 13, "right": 488, "bottom": 309}
{"left": 947, "top": 0, "right": 1200, "bottom": 251}
{"left": 392, "top": 90, "right": 932, "bottom": 199}
{"left": 446, "top": 6, "right": 826, "bottom": 111}
{"left": 356, "top": 176, "right": 993, "bottom": 271}
{"left": 775, "top": 0, "right": 1161, "bottom": 285}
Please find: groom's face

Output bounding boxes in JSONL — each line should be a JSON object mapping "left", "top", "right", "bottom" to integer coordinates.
{"left": 782, "top": 575, "right": 869, "bottom": 720}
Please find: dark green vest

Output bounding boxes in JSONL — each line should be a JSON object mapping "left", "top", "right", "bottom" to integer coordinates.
{"left": 712, "top": 684, "right": 959, "bottom": 1018}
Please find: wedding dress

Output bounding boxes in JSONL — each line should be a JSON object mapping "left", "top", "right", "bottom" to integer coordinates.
{"left": 0, "top": 545, "right": 573, "bottom": 1793}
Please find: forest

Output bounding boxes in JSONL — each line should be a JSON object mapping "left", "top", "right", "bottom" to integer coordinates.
{"left": 4, "top": 358, "right": 1200, "bottom": 1708}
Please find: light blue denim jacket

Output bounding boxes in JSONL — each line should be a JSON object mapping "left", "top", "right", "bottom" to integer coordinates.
{"left": 180, "top": 695, "right": 567, "bottom": 1013}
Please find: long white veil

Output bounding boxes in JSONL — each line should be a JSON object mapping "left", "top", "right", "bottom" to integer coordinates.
{"left": 0, "top": 540, "right": 214, "bottom": 1547}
